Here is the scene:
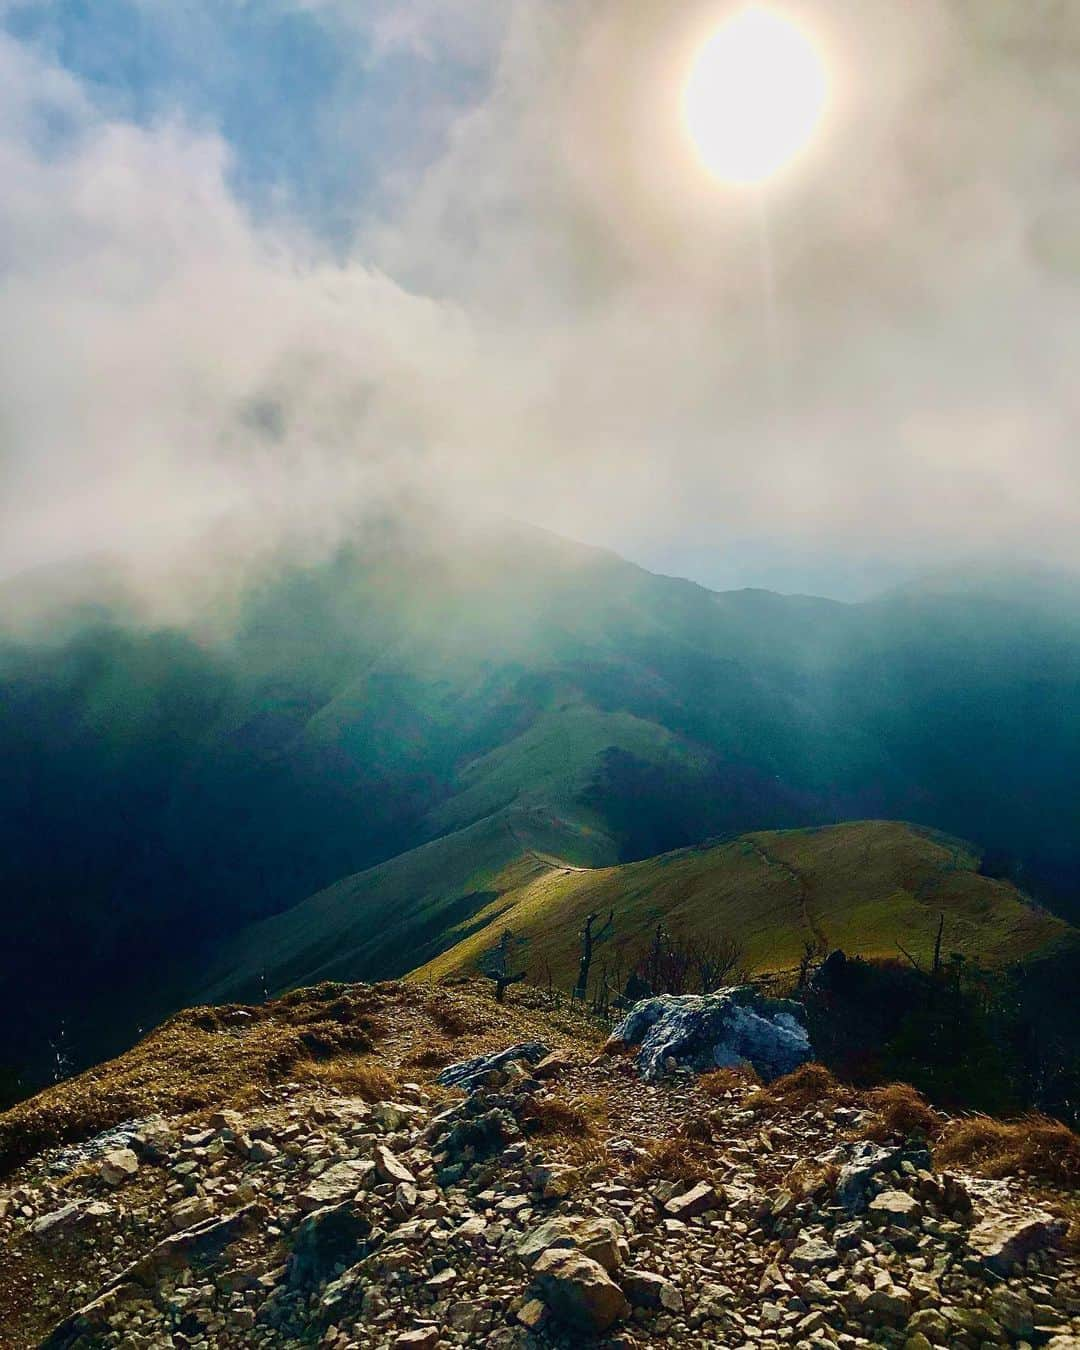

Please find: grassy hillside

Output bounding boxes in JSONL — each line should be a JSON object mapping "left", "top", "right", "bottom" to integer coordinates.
{"left": 202, "top": 819, "right": 1075, "bottom": 1011}
{"left": 410, "top": 820, "right": 1076, "bottom": 991}
{"left": 196, "top": 806, "right": 610, "bottom": 1006}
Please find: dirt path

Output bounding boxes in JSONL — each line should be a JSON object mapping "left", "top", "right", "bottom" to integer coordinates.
{"left": 746, "top": 838, "right": 828, "bottom": 952}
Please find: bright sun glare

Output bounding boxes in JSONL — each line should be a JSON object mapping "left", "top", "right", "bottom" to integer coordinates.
{"left": 683, "top": 5, "right": 827, "bottom": 186}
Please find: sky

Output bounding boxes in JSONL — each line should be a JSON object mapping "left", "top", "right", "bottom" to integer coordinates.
{"left": 1, "top": 0, "right": 1079, "bottom": 601}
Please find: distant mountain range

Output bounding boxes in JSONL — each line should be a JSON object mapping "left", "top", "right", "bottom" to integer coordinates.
{"left": 2, "top": 518, "right": 1078, "bottom": 1086}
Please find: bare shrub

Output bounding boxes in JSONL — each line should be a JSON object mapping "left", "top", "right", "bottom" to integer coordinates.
{"left": 631, "top": 927, "right": 746, "bottom": 997}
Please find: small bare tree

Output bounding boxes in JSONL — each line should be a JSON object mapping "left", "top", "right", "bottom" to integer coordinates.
{"left": 480, "top": 928, "right": 528, "bottom": 1003}
{"left": 574, "top": 909, "right": 614, "bottom": 1002}
{"left": 797, "top": 937, "right": 828, "bottom": 989}
{"left": 932, "top": 912, "right": 945, "bottom": 978}
{"left": 687, "top": 934, "right": 745, "bottom": 991}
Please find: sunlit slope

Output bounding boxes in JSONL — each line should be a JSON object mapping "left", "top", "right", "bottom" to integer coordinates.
{"left": 197, "top": 806, "right": 611, "bottom": 1005}
{"left": 411, "top": 820, "right": 1076, "bottom": 988}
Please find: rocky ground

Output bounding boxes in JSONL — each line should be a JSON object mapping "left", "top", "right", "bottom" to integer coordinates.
{"left": 0, "top": 980, "right": 1076, "bottom": 1350}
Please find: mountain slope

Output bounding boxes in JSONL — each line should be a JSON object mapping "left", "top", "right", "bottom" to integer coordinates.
{"left": 203, "top": 820, "right": 1075, "bottom": 1010}
{"left": 197, "top": 807, "right": 605, "bottom": 1006}
{"left": 2, "top": 517, "right": 1079, "bottom": 1082}
{"left": 409, "top": 819, "right": 1077, "bottom": 987}
{"left": 0, "top": 978, "right": 1077, "bottom": 1349}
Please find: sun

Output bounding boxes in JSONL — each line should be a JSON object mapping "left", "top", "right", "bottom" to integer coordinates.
{"left": 683, "top": 5, "right": 828, "bottom": 186}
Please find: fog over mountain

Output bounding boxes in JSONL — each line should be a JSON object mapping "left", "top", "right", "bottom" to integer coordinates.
{"left": 0, "top": 516, "right": 1077, "bottom": 1091}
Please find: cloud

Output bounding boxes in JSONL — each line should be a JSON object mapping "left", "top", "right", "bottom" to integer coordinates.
{"left": 1, "top": 2, "right": 1079, "bottom": 608}
{"left": 0, "top": 31, "right": 486, "bottom": 594}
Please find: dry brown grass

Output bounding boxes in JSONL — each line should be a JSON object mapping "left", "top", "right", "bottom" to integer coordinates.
{"left": 424, "top": 995, "right": 471, "bottom": 1038}
{"left": 936, "top": 1113, "right": 1080, "bottom": 1188}
{"left": 523, "top": 1085, "right": 607, "bottom": 1139}
{"left": 293, "top": 1057, "right": 399, "bottom": 1101}
{"left": 680, "top": 1113, "right": 714, "bottom": 1142}
{"left": 0, "top": 983, "right": 389, "bottom": 1175}
{"left": 629, "top": 1136, "right": 722, "bottom": 1187}
{"left": 864, "top": 1082, "right": 941, "bottom": 1142}
{"left": 699, "top": 1065, "right": 760, "bottom": 1099}
{"left": 407, "top": 1042, "right": 455, "bottom": 1070}
{"left": 745, "top": 1062, "right": 844, "bottom": 1115}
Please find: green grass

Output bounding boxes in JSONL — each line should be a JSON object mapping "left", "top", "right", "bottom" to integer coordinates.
{"left": 196, "top": 806, "right": 611, "bottom": 1004}
{"left": 411, "top": 819, "right": 1076, "bottom": 989}
{"left": 202, "top": 817, "right": 1076, "bottom": 1009}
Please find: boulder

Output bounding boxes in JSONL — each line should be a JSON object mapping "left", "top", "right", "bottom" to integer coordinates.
{"left": 532, "top": 1050, "right": 578, "bottom": 1080}
{"left": 622, "top": 1268, "right": 683, "bottom": 1311}
{"left": 30, "top": 1205, "right": 86, "bottom": 1240}
{"left": 788, "top": 1237, "right": 839, "bottom": 1271}
{"left": 608, "top": 986, "right": 812, "bottom": 1082}
{"left": 436, "top": 1042, "right": 550, "bottom": 1092}
{"left": 529, "top": 1163, "right": 578, "bottom": 1200}
{"left": 288, "top": 1202, "right": 372, "bottom": 1287}
{"left": 943, "top": 1306, "right": 1005, "bottom": 1340}
{"left": 696, "top": 1283, "right": 735, "bottom": 1320}
{"left": 298, "top": 1159, "right": 375, "bottom": 1212}
{"left": 664, "top": 1180, "right": 721, "bottom": 1219}
{"left": 868, "top": 1190, "right": 922, "bottom": 1225}
{"left": 968, "top": 1212, "right": 1064, "bottom": 1275}
{"left": 128, "top": 1118, "right": 174, "bottom": 1162}
{"left": 374, "top": 1145, "right": 415, "bottom": 1186}
{"left": 429, "top": 1100, "right": 520, "bottom": 1173}
{"left": 394, "top": 1331, "right": 439, "bottom": 1349}
{"left": 516, "top": 1297, "right": 548, "bottom": 1330}
{"left": 371, "top": 1101, "right": 421, "bottom": 1131}
{"left": 99, "top": 1149, "right": 139, "bottom": 1187}
{"left": 907, "top": 1308, "right": 950, "bottom": 1343}
{"left": 986, "top": 1288, "right": 1035, "bottom": 1339}
{"left": 836, "top": 1141, "right": 930, "bottom": 1214}
{"left": 517, "top": 1214, "right": 623, "bottom": 1273}
{"left": 168, "top": 1197, "right": 215, "bottom": 1232}
{"left": 532, "top": 1248, "right": 629, "bottom": 1333}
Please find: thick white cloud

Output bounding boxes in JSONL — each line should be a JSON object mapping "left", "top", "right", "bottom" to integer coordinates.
{"left": 0, "top": 31, "right": 495, "bottom": 596}
{"left": 2, "top": 1, "right": 1079, "bottom": 605}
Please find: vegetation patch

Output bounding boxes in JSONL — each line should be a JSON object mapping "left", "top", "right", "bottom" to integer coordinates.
{"left": 407, "top": 1043, "right": 455, "bottom": 1070}
{"left": 699, "top": 1065, "right": 761, "bottom": 1098}
{"left": 0, "top": 983, "right": 391, "bottom": 1175}
{"left": 424, "top": 995, "right": 471, "bottom": 1038}
{"left": 292, "top": 1058, "right": 399, "bottom": 1101}
{"left": 745, "top": 1062, "right": 846, "bottom": 1115}
{"left": 864, "top": 1083, "right": 941, "bottom": 1142}
{"left": 936, "top": 1114, "right": 1080, "bottom": 1188}
{"left": 521, "top": 1095, "right": 598, "bottom": 1138}
{"left": 629, "top": 1137, "right": 722, "bottom": 1186}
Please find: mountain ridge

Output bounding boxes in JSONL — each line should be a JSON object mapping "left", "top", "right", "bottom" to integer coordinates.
{"left": 2, "top": 519, "right": 1079, "bottom": 1084}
